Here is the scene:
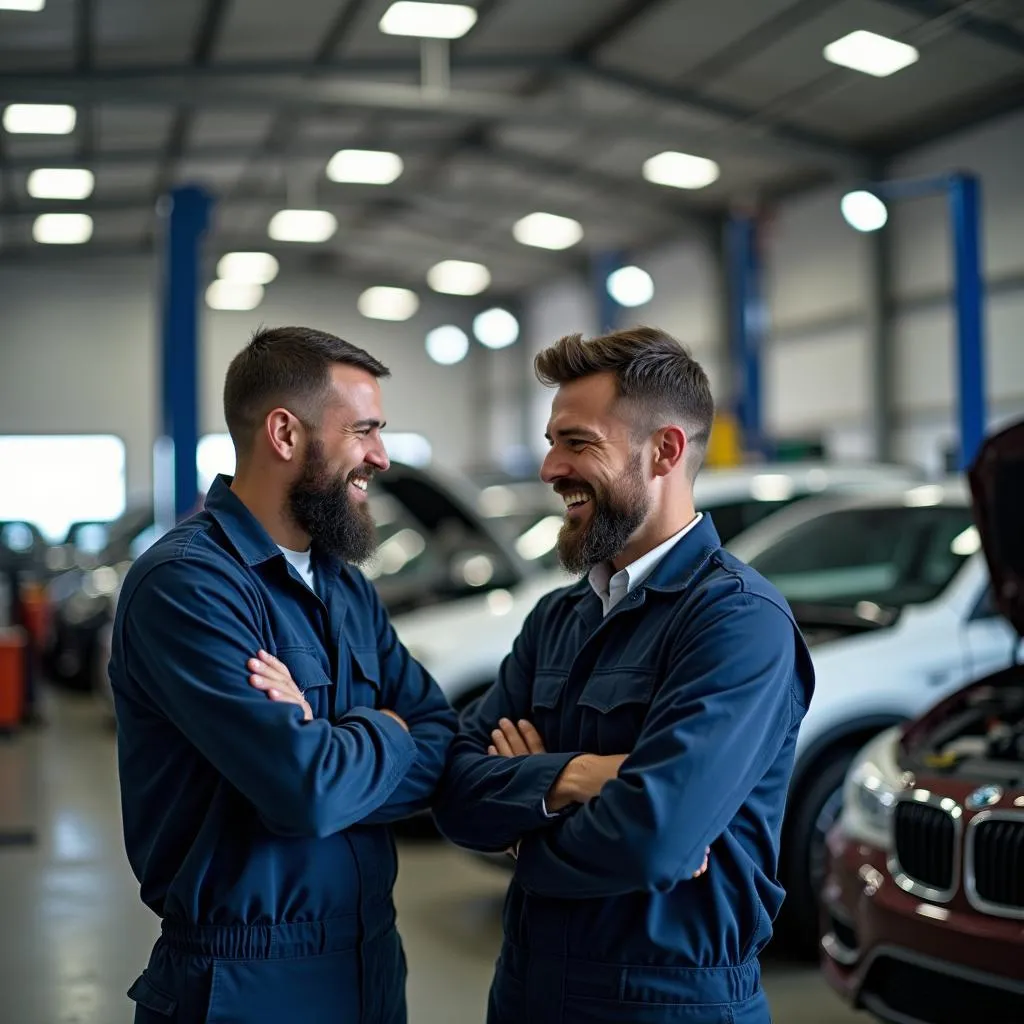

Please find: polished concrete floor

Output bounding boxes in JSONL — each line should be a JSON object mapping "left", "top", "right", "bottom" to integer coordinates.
{"left": 0, "top": 689, "right": 864, "bottom": 1024}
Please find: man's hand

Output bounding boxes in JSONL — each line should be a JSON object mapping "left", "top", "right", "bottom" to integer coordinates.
{"left": 248, "top": 650, "right": 312, "bottom": 723}
{"left": 488, "top": 718, "right": 545, "bottom": 757}
{"left": 546, "top": 753, "right": 627, "bottom": 811}
{"left": 380, "top": 708, "right": 410, "bottom": 732}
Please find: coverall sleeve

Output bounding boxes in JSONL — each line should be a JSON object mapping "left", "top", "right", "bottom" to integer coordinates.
{"left": 356, "top": 574, "right": 459, "bottom": 825}
{"left": 514, "top": 593, "right": 807, "bottom": 898}
{"left": 123, "top": 558, "right": 417, "bottom": 838}
{"left": 432, "top": 599, "right": 582, "bottom": 853}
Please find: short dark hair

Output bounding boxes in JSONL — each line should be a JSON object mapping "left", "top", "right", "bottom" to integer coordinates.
{"left": 224, "top": 326, "right": 390, "bottom": 457}
{"left": 535, "top": 326, "right": 715, "bottom": 473}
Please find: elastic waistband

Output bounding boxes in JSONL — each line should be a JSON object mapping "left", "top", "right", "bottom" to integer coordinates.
{"left": 498, "top": 942, "right": 761, "bottom": 1005}
{"left": 160, "top": 903, "right": 395, "bottom": 961}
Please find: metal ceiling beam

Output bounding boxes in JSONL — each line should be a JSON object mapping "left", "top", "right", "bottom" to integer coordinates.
{"left": 153, "top": 0, "right": 233, "bottom": 200}
{"left": 876, "top": 0, "right": 1024, "bottom": 57}
{"left": 0, "top": 69, "right": 858, "bottom": 169}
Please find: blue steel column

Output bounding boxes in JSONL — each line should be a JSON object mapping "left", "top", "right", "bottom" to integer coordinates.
{"left": 592, "top": 250, "right": 624, "bottom": 334}
{"left": 727, "top": 214, "right": 766, "bottom": 457}
{"left": 948, "top": 173, "right": 986, "bottom": 468}
{"left": 159, "top": 185, "right": 213, "bottom": 526}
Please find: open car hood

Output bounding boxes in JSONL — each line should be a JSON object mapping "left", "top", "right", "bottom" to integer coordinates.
{"left": 968, "top": 418, "right": 1024, "bottom": 637}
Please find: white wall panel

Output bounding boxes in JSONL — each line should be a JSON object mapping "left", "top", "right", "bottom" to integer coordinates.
{"left": 765, "top": 328, "right": 870, "bottom": 434}
{"left": 0, "top": 257, "right": 477, "bottom": 503}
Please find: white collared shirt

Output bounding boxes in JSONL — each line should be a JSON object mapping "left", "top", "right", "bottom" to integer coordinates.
{"left": 587, "top": 513, "right": 703, "bottom": 617}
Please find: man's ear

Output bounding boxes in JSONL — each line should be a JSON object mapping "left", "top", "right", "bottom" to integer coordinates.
{"left": 264, "top": 408, "right": 303, "bottom": 463}
{"left": 651, "top": 425, "right": 687, "bottom": 478}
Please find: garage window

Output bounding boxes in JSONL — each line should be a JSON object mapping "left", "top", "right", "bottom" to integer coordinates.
{"left": 0, "top": 435, "right": 126, "bottom": 543}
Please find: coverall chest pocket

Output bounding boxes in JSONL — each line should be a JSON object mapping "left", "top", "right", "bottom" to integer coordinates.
{"left": 529, "top": 670, "right": 568, "bottom": 746}
{"left": 346, "top": 646, "right": 383, "bottom": 717}
{"left": 577, "top": 668, "right": 657, "bottom": 751}
{"left": 278, "top": 648, "right": 333, "bottom": 721}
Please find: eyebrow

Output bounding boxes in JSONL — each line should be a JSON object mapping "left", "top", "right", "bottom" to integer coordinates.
{"left": 544, "top": 426, "right": 601, "bottom": 443}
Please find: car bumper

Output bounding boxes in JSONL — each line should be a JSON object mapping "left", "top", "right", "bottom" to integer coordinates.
{"left": 820, "top": 825, "right": 1024, "bottom": 1024}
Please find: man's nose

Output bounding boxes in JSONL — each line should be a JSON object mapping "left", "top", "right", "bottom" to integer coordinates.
{"left": 540, "top": 449, "right": 567, "bottom": 485}
{"left": 366, "top": 443, "right": 390, "bottom": 474}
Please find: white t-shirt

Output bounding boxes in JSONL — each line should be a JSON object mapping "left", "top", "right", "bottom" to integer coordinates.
{"left": 279, "top": 544, "right": 315, "bottom": 593}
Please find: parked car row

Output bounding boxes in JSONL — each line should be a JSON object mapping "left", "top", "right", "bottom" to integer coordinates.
{"left": 819, "top": 418, "right": 1024, "bottom": 1023}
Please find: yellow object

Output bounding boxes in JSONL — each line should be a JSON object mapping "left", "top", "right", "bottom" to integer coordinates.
{"left": 705, "top": 413, "right": 743, "bottom": 468}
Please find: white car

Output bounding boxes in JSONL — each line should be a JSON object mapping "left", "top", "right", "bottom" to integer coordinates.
{"left": 394, "top": 470, "right": 1019, "bottom": 949}
{"left": 395, "top": 460, "right": 924, "bottom": 713}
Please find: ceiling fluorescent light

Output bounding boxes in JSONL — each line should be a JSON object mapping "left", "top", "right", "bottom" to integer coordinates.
{"left": 379, "top": 2, "right": 477, "bottom": 39}
{"left": 0, "top": 1, "right": 46, "bottom": 10}
{"left": 216, "top": 251, "right": 279, "bottom": 284}
{"left": 607, "top": 265, "right": 654, "bottom": 307}
{"left": 3, "top": 103, "right": 76, "bottom": 135}
{"left": 32, "top": 213, "right": 92, "bottom": 244}
{"left": 327, "top": 149, "right": 404, "bottom": 185}
{"left": 426, "top": 259, "right": 491, "bottom": 296}
{"left": 206, "top": 281, "right": 264, "bottom": 311}
{"left": 840, "top": 190, "right": 888, "bottom": 232}
{"left": 473, "top": 308, "right": 519, "bottom": 349}
{"left": 358, "top": 286, "right": 420, "bottom": 322}
{"left": 267, "top": 209, "right": 337, "bottom": 243}
{"left": 824, "top": 30, "right": 919, "bottom": 78}
{"left": 425, "top": 325, "right": 470, "bottom": 365}
{"left": 642, "top": 151, "right": 720, "bottom": 190}
{"left": 26, "top": 168, "right": 94, "bottom": 200}
{"left": 512, "top": 212, "right": 583, "bottom": 251}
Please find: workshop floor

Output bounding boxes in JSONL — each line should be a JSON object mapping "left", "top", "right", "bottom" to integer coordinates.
{"left": 0, "top": 689, "right": 863, "bottom": 1024}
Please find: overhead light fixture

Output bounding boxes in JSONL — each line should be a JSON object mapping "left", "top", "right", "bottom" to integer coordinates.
{"left": 512, "top": 212, "right": 583, "bottom": 251}
{"left": 327, "top": 149, "right": 404, "bottom": 185}
{"left": 840, "top": 190, "right": 888, "bottom": 232}
{"left": 206, "top": 280, "right": 264, "bottom": 312}
{"left": 3, "top": 103, "right": 76, "bottom": 135}
{"left": 426, "top": 259, "right": 491, "bottom": 296}
{"left": 26, "top": 167, "right": 94, "bottom": 200}
{"left": 642, "top": 151, "right": 720, "bottom": 190}
{"left": 357, "top": 286, "right": 420, "bottom": 322}
{"left": 473, "top": 308, "right": 519, "bottom": 350}
{"left": 0, "top": 0, "right": 46, "bottom": 10}
{"left": 607, "top": 265, "right": 654, "bottom": 308}
{"left": 32, "top": 212, "right": 92, "bottom": 245}
{"left": 379, "top": 1, "right": 477, "bottom": 39}
{"left": 216, "top": 251, "right": 279, "bottom": 285}
{"left": 267, "top": 209, "right": 337, "bottom": 243}
{"left": 824, "top": 30, "right": 919, "bottom": 78}
{"left": 425, "top": 325, "right": 470, "bottom": 365}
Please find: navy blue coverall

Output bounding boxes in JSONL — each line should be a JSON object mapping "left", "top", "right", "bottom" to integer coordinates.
{"left": 434, "top": 514, "right": 814, "bottom": 1024}
{"left": 108, "top": 476, "right": 457, "bottom": 1024}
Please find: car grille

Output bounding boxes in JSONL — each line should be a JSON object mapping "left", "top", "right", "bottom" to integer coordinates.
{"left": 892, "top": 799, "right": 957, "bottom": 895}
{"left": 968, "top": 815, "right": 1024, "bottom": 914}
{"left": 862, "top": 956, "right": 1024, "bottom": 1024}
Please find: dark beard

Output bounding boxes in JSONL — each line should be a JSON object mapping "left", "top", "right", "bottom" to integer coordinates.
{"left": 557, "top": 449, "right": 649, "bottom": 575}
{"left": 287, "top": 439, "right": 377, "bottom": 564}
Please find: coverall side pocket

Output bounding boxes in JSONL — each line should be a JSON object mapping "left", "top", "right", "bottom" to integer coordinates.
{"left": 127, "top": 971, "right": 177, "bottom": 1020}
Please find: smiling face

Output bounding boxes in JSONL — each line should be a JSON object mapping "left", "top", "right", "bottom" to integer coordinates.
{"left": 540, "top": 372, "right": 651, "bottom": 574}
{"left": 286, "top": 364, "right": 390, "bottom": 563}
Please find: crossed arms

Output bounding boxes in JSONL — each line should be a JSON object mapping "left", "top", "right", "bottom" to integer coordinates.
{"left": 433, "top": 593, "right": 802, "bottom": 899}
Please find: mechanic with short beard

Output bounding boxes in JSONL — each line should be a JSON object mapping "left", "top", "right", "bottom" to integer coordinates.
{"left": 108, "top": 326, "right": 457, "bottom": 1024}
{"left": 435, "top": 327, "right": 815, "bottom": 1024}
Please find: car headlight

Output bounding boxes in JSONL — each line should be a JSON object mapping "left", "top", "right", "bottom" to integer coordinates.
{"left": 839, "top": 727, "right": 902, "bottom": 850}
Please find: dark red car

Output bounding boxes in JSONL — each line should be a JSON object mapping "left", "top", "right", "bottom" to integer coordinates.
{"left": 819, "top": 419, "right": 1024, "bottom": 1024}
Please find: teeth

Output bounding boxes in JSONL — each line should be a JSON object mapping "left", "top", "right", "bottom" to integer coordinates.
{"left": 351, "top": 478, "right": 368, "bottom": 491}
{"left": 562, "top": 492, "right": 589, "bottom": 508}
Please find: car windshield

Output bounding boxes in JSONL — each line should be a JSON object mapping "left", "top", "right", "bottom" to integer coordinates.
{"left": 747, "top": 504, "right": 978, "bottom": 609}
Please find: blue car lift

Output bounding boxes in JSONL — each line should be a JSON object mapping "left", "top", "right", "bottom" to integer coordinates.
{"left": 156, "top": 185, "right": 213, "bottom": 530}
{"left": 728, "top": 172, "right": 986, "bottom": 468}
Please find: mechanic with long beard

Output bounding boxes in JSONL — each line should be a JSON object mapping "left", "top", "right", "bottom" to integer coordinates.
{"left": 435, "top": 327, "right": 815, "bottom": 1024}
{"left": 108, "top": 326, "right": 457, "bottom": 1024}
